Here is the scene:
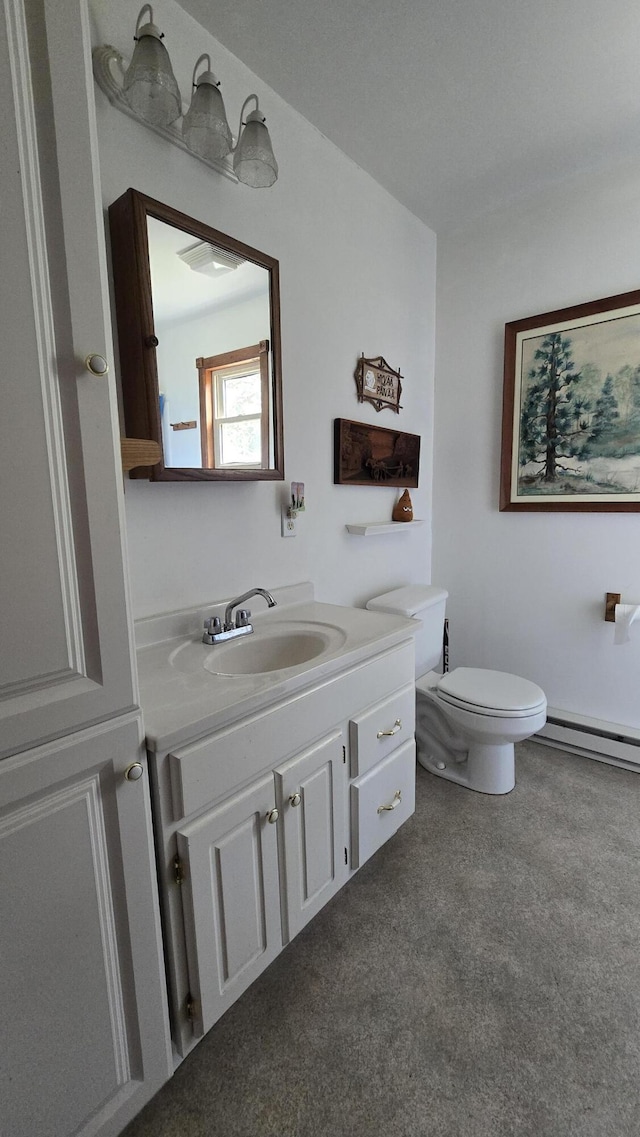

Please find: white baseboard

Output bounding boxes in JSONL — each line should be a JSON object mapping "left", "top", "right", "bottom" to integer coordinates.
{"left": 535, "top": 706, "right": 640, "bottom": 774}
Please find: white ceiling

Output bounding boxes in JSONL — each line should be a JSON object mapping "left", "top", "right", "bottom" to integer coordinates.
{"left": 179, "top": 0, "right": 640, "bottom": 232}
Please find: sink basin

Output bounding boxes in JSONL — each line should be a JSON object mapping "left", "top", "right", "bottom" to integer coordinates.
{"left": 169, "top": 620, "right": 347, "bottom": 677}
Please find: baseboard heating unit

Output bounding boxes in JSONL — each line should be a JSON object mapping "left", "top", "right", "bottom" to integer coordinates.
{"left": 536, "top": 708, "right": 640, "bottom": 774}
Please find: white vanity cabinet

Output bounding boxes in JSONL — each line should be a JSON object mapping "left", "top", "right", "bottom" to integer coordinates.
{"left": 145, "top": 637, "right": 415, "bottom": 1057}
{"left": 175, "top": 730, "right": 346, "bottom": 1038}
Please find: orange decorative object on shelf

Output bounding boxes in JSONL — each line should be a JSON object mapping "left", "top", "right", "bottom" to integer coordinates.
{"left": 392, "top": 489, "right": 413, "bottom": 522}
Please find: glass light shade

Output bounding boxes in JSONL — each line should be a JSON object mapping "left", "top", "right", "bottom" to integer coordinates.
{"left": 183, "top": 76, "right": 232, "bottom": 161}
{"left": 233, "top": 110, "right": 278, "bottom": 188}
{"left": 122, "top": 30, "right": 182, "bottom": 127}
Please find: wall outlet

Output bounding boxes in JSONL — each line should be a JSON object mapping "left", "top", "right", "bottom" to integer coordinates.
{"left": 281, "top": 509, "right": 297, "bottom": 537}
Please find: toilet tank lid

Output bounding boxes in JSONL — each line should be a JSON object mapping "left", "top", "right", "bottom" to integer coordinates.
{"left": 366, "top": 584, "right": 448, "bottom": 618}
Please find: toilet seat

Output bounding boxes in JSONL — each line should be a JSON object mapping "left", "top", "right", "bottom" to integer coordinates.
{"left": 434, "top": 667, "right": 546, "bottom": 720}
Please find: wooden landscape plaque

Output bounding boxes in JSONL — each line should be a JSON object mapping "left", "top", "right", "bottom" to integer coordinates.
{"left": 334, "top": 418, "right": 420, "bottom": 487}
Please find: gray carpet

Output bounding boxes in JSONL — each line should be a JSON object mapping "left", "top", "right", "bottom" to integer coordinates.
{"left": 124, "top": 742, "right": 640, "bottom": 1137}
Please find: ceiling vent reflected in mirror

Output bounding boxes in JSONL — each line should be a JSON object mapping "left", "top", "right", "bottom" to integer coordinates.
{"left": 177, "top": 241, "right": 246, "bottom": 278}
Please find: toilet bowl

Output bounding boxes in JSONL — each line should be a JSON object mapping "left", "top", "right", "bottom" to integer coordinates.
{"left": 366, "top": 586, "right": 547, "bottom": 795}
{"left": 416, "top": 668, "right": 547, "bottom": 794}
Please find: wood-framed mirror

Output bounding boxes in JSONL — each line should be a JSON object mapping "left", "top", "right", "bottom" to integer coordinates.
{"left": 108, "top": 189, "right": 284, "bottom": 481}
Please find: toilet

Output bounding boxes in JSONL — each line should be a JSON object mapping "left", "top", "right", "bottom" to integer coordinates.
{"left": 366, "top": 585, "right": 547, "bottom": 795}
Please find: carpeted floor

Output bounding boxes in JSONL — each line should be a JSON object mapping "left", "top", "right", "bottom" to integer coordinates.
{"left": 123, "top": 741, "right": 640, "bottom": 1137}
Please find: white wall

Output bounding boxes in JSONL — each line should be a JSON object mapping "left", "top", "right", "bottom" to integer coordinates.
{"left": 89, "top": 0, "right": 436, "bottom": 620}
{"left": 433, "top": 162, "right": 640, "bottom": 730}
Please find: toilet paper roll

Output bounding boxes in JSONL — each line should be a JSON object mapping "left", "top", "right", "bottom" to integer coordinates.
{"left": 614, "top": 603, "right": 640, "bottom": 644}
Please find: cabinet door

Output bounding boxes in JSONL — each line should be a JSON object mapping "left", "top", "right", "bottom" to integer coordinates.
{"left": 0, "top": 0, "right": 137, "bottom": 760}
{"left": 0, "top": 717, "right": 172, "bottom": 1137}
{"left": 275, "top": 731, "right": 348, "bottom": 943}
{"left": 177, "top": 774, "right": 282, "bottom": 1037}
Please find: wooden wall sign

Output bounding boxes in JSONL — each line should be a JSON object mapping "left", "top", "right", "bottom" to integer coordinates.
{"left": 334, "top": 418, "right": 420, "bottom": 487}
{"left": 354, "top": 354, "right": 403, "bottom": 413}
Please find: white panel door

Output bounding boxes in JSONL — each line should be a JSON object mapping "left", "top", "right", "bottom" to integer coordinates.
{"left": 0, "top": 716, "right": 172, "bottom": 1137}
{"left": 177, "top": 774, "right": 282, "bottom": 1037}
{"left": 0, "top": 0, "right": 137, "bottom": 759}
{"left": 275, "top": 731, "right": 348, "bottom": 943}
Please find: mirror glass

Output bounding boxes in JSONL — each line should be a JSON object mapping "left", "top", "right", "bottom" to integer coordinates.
{"left": 148, "top": 217, "right": 274, "bottom": 470}
{"left": 108, "top": 190, "right": 284, "bottom": 481}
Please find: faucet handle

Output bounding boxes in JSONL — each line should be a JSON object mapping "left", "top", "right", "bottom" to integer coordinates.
{"left": 235, "top": 609, "right": 251, "bottom": 628}
{"left": 204, "top": 616, "right": 222, "bottom": 634}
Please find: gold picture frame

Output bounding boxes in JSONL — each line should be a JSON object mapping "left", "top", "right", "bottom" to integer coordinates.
{"left": 501, "top": 288, "right": 640, "bottom": 511}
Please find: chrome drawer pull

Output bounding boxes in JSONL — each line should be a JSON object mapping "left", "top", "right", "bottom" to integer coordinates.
{"left": 377, "top": 718, "right": 402, "bottom": 739}
{"left": 377, "top": 789, "right": 402, "bottom": 814}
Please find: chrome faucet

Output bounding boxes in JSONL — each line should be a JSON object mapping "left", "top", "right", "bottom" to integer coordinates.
{"left": 203, "top": 588, "right": 277, "bottom": 645}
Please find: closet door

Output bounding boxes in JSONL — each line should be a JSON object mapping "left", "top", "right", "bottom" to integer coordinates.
{"left": 0, "top": 0, "right": 136, "bottom": 760}
{"left": 0, "top": 716, "right": 172, "bottom": 1137}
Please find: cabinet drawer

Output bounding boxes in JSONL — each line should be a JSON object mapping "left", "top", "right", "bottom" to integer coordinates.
{"left": 350, "top": 739, "right": 416, "bottom": 869}
{"left": 349, "top": 684, "right": 415, "bottom": 777}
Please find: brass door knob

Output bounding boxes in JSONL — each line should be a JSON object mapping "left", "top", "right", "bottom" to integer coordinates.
{"left": 267, "top": 808, "right": 279, "bottom": 824}
{"left": 289, "top": 793, "right": 301, "bottom": 807}
{"left": 124, "top": 761, "right": 144, "bottom": 782}
{"left": 84, "top": 353, "right": 109, "bottom": 376}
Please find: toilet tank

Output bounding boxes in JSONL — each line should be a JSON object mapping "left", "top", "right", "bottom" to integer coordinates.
{"left": 366, "top": 585, "right": 448, "bottom": 678}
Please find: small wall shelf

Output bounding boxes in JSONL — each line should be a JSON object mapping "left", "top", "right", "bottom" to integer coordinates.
{"left": 345, "top": 521, "right": 425, "bottom": 537}
{"left": 120, "top": 438, "right": 162, "bottom": 473}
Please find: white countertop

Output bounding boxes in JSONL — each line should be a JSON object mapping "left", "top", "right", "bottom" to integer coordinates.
{"left": 135, "top": 600, "right": 417, "bottom": 753}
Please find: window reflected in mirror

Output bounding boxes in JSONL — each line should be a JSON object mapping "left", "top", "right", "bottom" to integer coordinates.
{"left": 197, "top": 342, "right": 271, "bottom": 470}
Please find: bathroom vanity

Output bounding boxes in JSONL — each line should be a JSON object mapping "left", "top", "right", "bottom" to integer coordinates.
{"left": 135, "top": 585, "right": 417, "bottom": 1057}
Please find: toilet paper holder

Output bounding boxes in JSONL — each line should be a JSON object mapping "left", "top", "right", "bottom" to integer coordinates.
{"left": 603, "top": 592, "right": 640, "bottom": 621}
{"left": 604, "top": 592, "right": 621, "bottom": 622}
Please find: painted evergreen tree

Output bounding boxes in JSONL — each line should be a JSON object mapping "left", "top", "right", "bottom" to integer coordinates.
{"left": 520, "top": 332, "right": 587, "bottom": 482}
{"left": 589, "top": 374, "right": 619, "bottom": 442}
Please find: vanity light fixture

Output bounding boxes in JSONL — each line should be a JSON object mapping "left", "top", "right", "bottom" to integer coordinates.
{"left": 182, "top": 54, "right": 232, "bottom": 161}
{"left": 92, "top": 8, "right": 278, "bottom": 188}
{"left": 182, "top": 58, "right": 278, "bottom": 188}
{"left": 121, "top": 5, "right": 182, "bottom": 128}
{"left": 232, "top": 95, "right": 278, "bottom": 189}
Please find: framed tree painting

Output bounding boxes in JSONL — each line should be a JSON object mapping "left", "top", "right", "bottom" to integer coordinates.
{"left": 500, "top": 289, "right": 640, "bottom": 511}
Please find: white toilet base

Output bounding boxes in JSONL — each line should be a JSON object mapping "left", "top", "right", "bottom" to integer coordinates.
{"left": 415, "top": 681, "right": 546, "bottom": 796}
{"left": 417, "top": 739, "right": 515, "bottom": 795}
